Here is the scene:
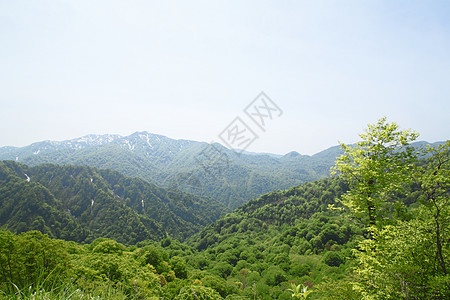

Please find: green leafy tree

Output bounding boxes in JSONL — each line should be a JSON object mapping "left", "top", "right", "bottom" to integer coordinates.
{"left": 353, "top": 215, "right": 449, "bottom": 299}
{"left": 322, "top": 251, "right": 344, "bottom": 267}
{"left": 170, "top": 256, "right": 188, "bottom": 279}
{"left": 332, "top": 117, "right": 419, "bottom": 228}
{"left": 175, "top": 284, "right": 223, "bottom": 299}
{"left": 314, "top": 278, "right": 360, "bottom": 300}
{"left": 92, "top": 239, "right": 126, "bottom": 254}
{"left": 415, "top": 141, "right": 450, "bottom": 276}
{"left": 263, "top": 266, "right": 286, "bottom": 287}
{"left": 212, "top": 262, "right": 233, "bottom": 279}
{"left": 334, "top": 118, "right": 450, "bottom": 298}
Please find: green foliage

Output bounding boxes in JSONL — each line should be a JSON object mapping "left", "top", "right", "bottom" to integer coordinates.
{"left": 92, "top": 239, "right": 126, "bottom": 254}
{"left": 0, "top": 132, "right": 343, "bottom": 209}
{"left": 0, "top": 231, "right": 70, "bottom": 293}
{"left": 313, "top": 277, "right": 360, "bottom": 300}
{"left": 415, "top": 141, "right": 450, "bottom": 276}
{"left": 263, "top": 266, "right": 286, "bottom": 286}
{"left": 212, "top": 262, "right": 233, "bottom": 279}
{"left": 0, "top": 161, "right": 228, "bottom": 243}
{"left": 0, "top": 230, "right": 188, "bottom": 299}
{"left": 180, "top": 175, "right": 363, "bottom": 298}
{"left": 0, "top": 166, "right": 358, "bottom": 300}
{"left": 170, "top": 256, "right": 188, "bottom": 279}
{"left": 0, "top": 160, "right": 394, "bottom": 299}
{"left": 322, "top": 251, "right": 344, "bottom": 267}
{"left": 334, "top": 118, "right": 450, "bottom": 299}
{"left": 175, "top": 284, "right": 223, "bottom": 299}
{"left": 1, "top": 120, "right": 448, "bottom": 299}
{"left": 333, "top": 117, "right": 419, "bottom": 228}
{"left": 287, "top": 283, "right": 313, "bottom": 299}
{"left": 2, "top": 169, "right": 357, "bottom": 299}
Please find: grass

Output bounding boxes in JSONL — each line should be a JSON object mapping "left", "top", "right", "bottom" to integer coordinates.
{"left": 0, "top": 279, "right": 129, "bottom": 300}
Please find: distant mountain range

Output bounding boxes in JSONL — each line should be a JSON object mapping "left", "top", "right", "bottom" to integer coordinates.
{"left": 0, "top": 161, "right": 228, "bottom": 244}
{"left": 0, "top": 132, "right": 442, "bottom": 209}
{"left": 0, "top": 132, "right": 343, "bottom": 208}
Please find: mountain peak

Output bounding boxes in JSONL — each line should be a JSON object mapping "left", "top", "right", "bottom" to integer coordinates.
{"left": 283, "top": 151, "right": 301, "bottom": 158}
{"left": 70, "top": 134, "right": 122, "bottom": 146}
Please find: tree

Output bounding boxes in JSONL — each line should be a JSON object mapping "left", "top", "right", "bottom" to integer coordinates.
{"left": 332, "top": 117, "right": 419, "bottom": 229}
{"left": 415, "top": 141, "right": 450, "bottom": 277}
{"left": 175, "top": 284, "right": 223, "bottom": 300}
{"left": 170, "top": 256, "right": 188, "bottom": 279}
{"left": 92, "top": 239, "right": 126, "bottom": 254}
{"left": 322, "top": 251, "right": 344, "bottom": 267}
{"left": 353, "top": 215, "right": 450, "bottom": 299}
{"left": 334, "top": 118, "right": 450, "bottom": 298}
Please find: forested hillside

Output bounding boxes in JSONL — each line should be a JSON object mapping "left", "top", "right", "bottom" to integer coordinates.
{"left": 0, "top": 177, "right": 363, "bottom": 299}
{"left": 0, "top": 161, "right": 228, "bottom": 244}
{"left": 0, "top": 132, "right": 340, "bottom": 209}
{"left": 0, "top": 119, "right": 449, "bottom": 299}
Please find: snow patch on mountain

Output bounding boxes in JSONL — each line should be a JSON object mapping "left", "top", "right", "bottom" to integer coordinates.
{"left": 70, "top": 134, "right": 122, "bottom": 147}
{"left": 140, "top": 133, "right": 153, "bottom": 148}
{"left": 124, "top": 140, "right": 135, "bottom": 151}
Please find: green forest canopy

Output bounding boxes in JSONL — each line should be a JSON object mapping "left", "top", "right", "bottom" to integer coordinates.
{"left": 0, "top": 118, "right": 449, "bottom": 299}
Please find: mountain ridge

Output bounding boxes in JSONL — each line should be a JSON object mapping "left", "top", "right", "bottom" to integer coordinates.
{"left": 0, "top": 161, "right": 229, "bottom": 244}
{"left": 0, "top": 131, "right": 338, "bottom": 158}
{"left": 1, "top": 132, "right": 444, "bottom": 209}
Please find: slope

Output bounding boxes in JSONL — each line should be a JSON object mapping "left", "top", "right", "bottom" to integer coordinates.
{"left": 0, "top": 161, "right": 229, "bottom": 244}
{"left": 0, "top": 132, "right": 340, "bottom": 209}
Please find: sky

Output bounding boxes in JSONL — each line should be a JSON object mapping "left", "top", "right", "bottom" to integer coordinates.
{"left": 1, "top": 0, "right": 449, "bottom": 155}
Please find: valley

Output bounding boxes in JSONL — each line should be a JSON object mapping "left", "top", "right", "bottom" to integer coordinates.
{"left": 0, "top": 132, "right": 342, "bottom": 209}
{"left": 0, "top": 120, "right": 449, "bottom": 299}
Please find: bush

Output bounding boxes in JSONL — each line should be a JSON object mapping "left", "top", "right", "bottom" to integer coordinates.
{"left": 322, "top": 251, "right": 344, "bottom": 267}
{"left": 263, "top": 266, "right": 286, "bottom": 286}
{"left": 92, "top": 240, "right": 126, "bottom": 254}
{"left": 175, "top": 284, "right": 223, "bottom": 299}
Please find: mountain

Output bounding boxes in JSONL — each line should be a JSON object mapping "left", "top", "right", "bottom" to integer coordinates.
{"left": 2, "top": 133, "right": 442, "bottom": 209}
{"left": 0, "top": 134, "right": 121, "bottom": 161}
{"left": 173, "top": 176, "right": 365, "bottom": 298}
{"left": 0, "top": 132, "right": 342, "bottom": 209}
{"left": 0, "top": 173, "right": 365, "bottom": 299}
{"left": 0, "top": 161, "right": 229, "bottom": 244}
{"left": 188, "top": 176, "right": 355, "bottom": 250}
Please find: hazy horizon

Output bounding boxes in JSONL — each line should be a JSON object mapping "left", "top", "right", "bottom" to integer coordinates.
{"left": 1, "top": 1, "right": 449, "bottom": 155}
{"left": 1, "top": 129, "right": 447, "bottom": 157}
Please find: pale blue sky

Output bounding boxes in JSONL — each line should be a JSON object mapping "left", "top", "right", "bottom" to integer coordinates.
{"left": 1, "top": 0, "right": 449, "bottom": 155}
